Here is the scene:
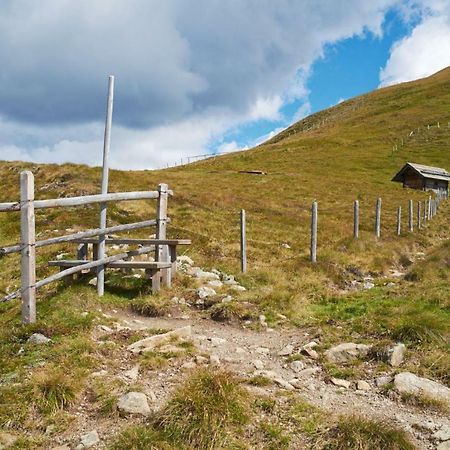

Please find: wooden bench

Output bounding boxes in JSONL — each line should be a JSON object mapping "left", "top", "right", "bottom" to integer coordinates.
{"left": 50, "top": 238, "right": 191, "bottom": 293}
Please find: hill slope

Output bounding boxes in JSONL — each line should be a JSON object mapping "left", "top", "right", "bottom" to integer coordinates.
{"left": 0, "top": 68, "right": 449, "bottom": 449}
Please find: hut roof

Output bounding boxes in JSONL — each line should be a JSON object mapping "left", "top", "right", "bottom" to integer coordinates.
{"left": 392, "top": 162, "right": 450, "bottom": 182}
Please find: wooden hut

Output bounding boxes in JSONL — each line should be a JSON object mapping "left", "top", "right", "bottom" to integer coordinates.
{"left": 392, "top": 162, "right": 449, "bottom": 194}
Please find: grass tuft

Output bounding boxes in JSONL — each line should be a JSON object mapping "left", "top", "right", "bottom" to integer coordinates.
{"left": 130, "top": 296, "right": 171, "bottom": 317}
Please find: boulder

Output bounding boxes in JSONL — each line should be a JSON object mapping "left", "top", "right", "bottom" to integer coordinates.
{"left": 325, "top": 343, "right": 371, "bottom": 363}
{"left": 27, "top": 333, "right": 51, "bottom": 345}
{"left": 197, "top": 286, "right": 217, "bottom": 299}
{"left": 118, "top": 392, "right": 151, "bottom": 416}
{"left": 75, "top": 430, "right": 100, "bottom": 449}
{"left": 357, "top": 380, "right": 371, "bottom": 391}
{"left": 394, "top": 372, "right": 450, "bottom": 407}
{"left": 437, "top": 442, "right": 450, "bottom": 450}
{"left": 274, "top": 378, "right": 295, "bottom": 390}
{"left": 207, "top": 280, "right": 223, "bottom": 288}
{"left": 277, "top": 344, "right": 294, "bottom": 356}
{"left": 127, "top": 326, "right": 191, "bottom": 354}
{"left": 331, "top": 378, "right": 351, "bottom": 389}
{"left": 434, "top": 425, "right": 450, "bottom": 442}
{"left": 388, "top": 343, "right": 406, "bottom": 367}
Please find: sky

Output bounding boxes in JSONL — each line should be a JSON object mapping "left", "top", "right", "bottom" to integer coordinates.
{"left": 0, "top": 0, "right": 450, "bottom": 170}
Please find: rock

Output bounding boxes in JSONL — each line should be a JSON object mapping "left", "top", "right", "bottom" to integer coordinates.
{"left": 181, "top": 361, "right": 197, "bottom": 370}
{"left": 280, "top": 243, "right": 291, "bottom": 249}
{"left": 229, "top": 285, "right": 246, "bottom": 292}
{"left": 434, "top": 425, "right": 450, "bottom": 442}
{"left": 127, "top": 326, "right": 192, "bottom": 354}
{"left": 177, "top": 255, "right": 194, "bottom": 266}
{"left": 197, "top": 286, "right": 217, "bottom": 299}
{"left": 209, "top": 354, "right": 220, "bottom": 366}
{"left": 221, "top": 295, "right": 233, "bottom": 303}
{"left": 51, "top": 446, "right": 70, "bottom": 450}
{"left": 235, "top": 347, "right": 246, "bottom": 354}
{"left": 91, "top": 370, "right": 108, "bottom": 377}
{"left": 357, "top": 380, "right": 371, "bottom": 391}
{"left": 75, "top": 430, "right": 100, "bottom": 449}
{"left": 388, "top": 343, "right": 406, "bottom": 367}
{"left": 277, "top": 344, "right": 294, "bottom": 356}
{"left": 0, "top": 432, "right": 17, "bottom": 449}
{"left": 253, "top": 359, "right": 264, "bottom": 370}
{"left": 290, "top": 360, "right": 305, "bottom": 372}
{"left": 191, "top": 268, "right": 220, "bottom": 280}
{"left": 394, "top": 372, "right": 450, "bottom": 407}
{"left": 437, "top": 442, "right": 450, "bottom": 450}
{"left": 375, "top": 375, "right": 392, "bottom": 387}
{"left": 296, "top": 367, "right": 321, "bottom": 378}
{"left": 325, "top": 343, "right": 371, "bottom": 364}
{"left": 209, "top": 337, "right": 227, "bottom": 346}
{"left": 301, "top": 344, "right": 319, "bottom": 360}
{"left": 195, "top": 355, "right": 208, "bottom": 364}
{"left": 274, "top": 378, "right": 295, "bottom": 390}
{"left": 123, "top": 365, "right": 139, "bottom": 381}
{"left": 256, "top": 347, "right": 270, "bottom": 355}
{"left": 88, "top": 277, "right": 97, "bottom": 286}
{"left": 27, "top": 333, "right": 51, "bottom": 345}
{"left": 362, "top": 281, "right": 375, "bottom": 290}
{"left": 331, "top": 378, "right": 351, "bottom": 389}
{"left": 207, "top": 280, "right": 223, "bottom": 288}
{"left": 223, "top": 275, "right": 238, "bottom": 285}
{"left": 118, "top": 392, "right": 151, "bottom": 416}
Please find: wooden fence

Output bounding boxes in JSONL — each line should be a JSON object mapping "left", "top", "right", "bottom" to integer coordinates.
{"left": 0, "top": 170, "right": 170, "bottom": 324}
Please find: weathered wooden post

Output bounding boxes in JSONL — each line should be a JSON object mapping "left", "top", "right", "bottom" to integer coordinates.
{"left": 428, "top": 195, "right": 432, "bottom": 220}
{"left": 408, "top": 199, "right": 413, "bottom": 232}
{"left": 156, "top": 183, "right": 169, "bottom": 286}
{"left": 417, "top": 201, "right": 421, "bottom": 230}
{"left": 375, "top": 198, "right": 381, "bottom": 238}
{"left": 396, "top": 206, "right": 401, "bottom": 236}
{"left": 20, "top": 171, "right": 36, "bottom": 324}
{"left": 310, "top": 201, "right": 318, "bottom": 263}
{"left": 97, "top": 75, "right": 114, "bottom": 296}
{"left": 353, "top": 200, "right": 359, "bottom": 238}
{"left": 240, "top": 209, "right": 247, "bottom": 273}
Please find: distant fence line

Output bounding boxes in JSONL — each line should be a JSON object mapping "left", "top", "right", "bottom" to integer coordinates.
{"left": 239, "top": 190, "right": 448, "bottom": 270}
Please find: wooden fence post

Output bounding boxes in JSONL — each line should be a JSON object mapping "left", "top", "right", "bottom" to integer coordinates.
{"left": 20, "top": 171, "right": 36, "bottom": 324}
{"left": 427, "top": 195, "right": 432, "bottom": 220}
{"left": 240, "top": 209, "right": 247, "bottom": 272}
{"left": 156, "top": 183, "right": 169, "bottom": 286}
{"left": 417, "top": 201, "right": 421, "bottom": 230}
{"left": 408, "top": 199, "right": 413, "bottom": 232}
{"left": 396, "top": 206, "right": 401, "bottom": 236}
{"left": 353, "top": 200, "right": 359, "bottom": 238}
{"left": 97, "top": 75, "right": 114, "bottom": 296}
{"left": 375, "top": 198, "right": 381, "bottom": 238}
{"left": 311, "top": 201, "right": 318, "bottom": 263}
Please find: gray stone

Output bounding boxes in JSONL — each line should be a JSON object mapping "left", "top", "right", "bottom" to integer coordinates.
{"left": 76, "top": 430, "right": 100, "bottom": 449}
{"left": 256, "top": 347, "right": 270, "bottom": 355}
{"left": 290, "top": 360, "right": 305, "bottom": 372}
{"left": 209, "top": 337, "right": 227, "bottom": 346}
{"left": 194, "top": 269, "right": 220, "bottom": 280}
{"left": 207, "top": 280, "right": 223, "bottom": 288}
{"left": 118, "top": 392, "right": 151, "bottom": 416}
{"left": 27, "top": 333, "right": 51, "bottom": 345}
{"left": 127, "top": 326, "right": 192, "bottom": 354}
{"left": 123, "top": 365, "right": 139, "bottom": 381}
{"left": 51, "top": 446, "right": 70, "bottom": 450}
{"left": 434, "top": 426, "right": 450, "bottom": 442}
{"left": 274, "top": 378, "right": 295, "bottom": 390}
{"left": 88, "top": 277, "right": 97, "bottom": 286}
{"left": 197, "top": 286, "right": 217, "bottom": 299}
{"left": 229, "top": 285, "right": 246, "bottom": 292}
{"left": 437, "top": 442, "right": 450, "bottom": 450}
{"left": 363, "top": 281, "right": 375, "bottom": 290}
{"left": 253, "top": 359, "right": 264, "bottom": 370}
{"left": 297, "top": 367, "right": 321, "bottom": 378}
{"left": 195, "top": 355, "right": 208, "bottom": 364}
{"left": 394, "top": 372, "right": 450, "bottom": 408}
{"left": 181, "top": 361, "right": 197, "bottom": 370}
{"left": 375, "top": 375, "right": 392, "bottom": 387}
{"left": 0, "top": 432, "right": 17, "bottom": 449}
{"left": 325, "top": 343, "right": 371, "bottom": 364}
{"left": 277, "top": 344, "right": 294, "bottom": 356}
{"left": 223, "top": 275, "right": 238, "bottom": 285}
{"left": 331, "top": 378, "right": 351, "bottom": 389}
{"left": 177, "top": 255, "right": 194, "bottom": 266}
{"left": 389, "top": 343, "right": 406, "bottom": 367}
{"left": 357, "top": 380, "right": 371, "bottom": 391}
{"left": 209, "top": 354, "right": 221, "bottom": 365}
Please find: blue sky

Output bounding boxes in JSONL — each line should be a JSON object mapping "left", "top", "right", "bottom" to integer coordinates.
{"left": 0, "top": 1, "right": 450, "bottom": 169}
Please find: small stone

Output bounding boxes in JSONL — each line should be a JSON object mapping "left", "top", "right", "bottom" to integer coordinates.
{"left": 181, "top": 361, "right": 197, "bottom": 370}
{"left": 274, "top": 378, "right": 295, "bottom": 390}
{"left": 235, "top": 347, "right": 246, "bottom": 354}
{"left": 223, "top": 275, "right": 238, "bottom": 285}
{"left": 357, "top": 380, "right": 371, "bottom": 391}
{"left": 375, "top": 375, "right": 392, "bottom": 387}
{"left": 177, "top": 255, "right": 194, "bottom": 266}
{"left": 259, "top": 314, "right": 267, "bottom": 324}
{"left": 197, "top": 286, "right": 217, "bottom": 299}
{"left": 192, "top": 269, "right": 220, "bottom": 280}
{"left": 123, "top": 365, "right": 139, "bottom": 381}
{"left": 128, "top": 326, "right": 192, "bottom": 354}
{"left": 0, "top": 432, "right": 17, "bottom": 449}
{"left": 389, "top": 343, "right": 406, "bottom": 367}
{"left": 209, "top": 337, "right": 227, "bottom": 346}
{"left": 276, "top": 313, "right": 287, "bottom": 320}
{"left": 325, "top": 343, "right": 371, "bottom": 364}
{"left": 91, "top": 370, "right": 108, "bottom": 377}
{"left": 363, "top": 281, "right": 375, "bottom": 290}
{"left": 331, "top": 378, "right": 351, "bottom": 389}
{"left": 277, "top": 344, "right": 294, "bottom": 356}
{"left": 437, "top": 442, "right": 450, "bottom": 450}
{"left": 301, "top": 347, "right": 319, "bottom": 359}
{"left": 208, "top": 280, "right": 223, "bottom": 288}
{"left": 27, "top": 333, "right": 51, "bottom": 345}
{"left": 88, "top": 277, "right": 97, "bottom": 286}
{"left": 118, "top": 392, "right": 151, "bottom": 416}
{"left": 290, "top": 360, "right": 305, "bottom": 372}
{"left": 221, "top": 295, "right": 233, "bottom": 303}
{"left": 253, "top": 359, "right": 264, "bottom": 370}
{"left": 209, "top": 354, "right": 220, "bottom": 365}
{"left": 256, "top": 347, "right": 270, "bottom": 355}
{"left": 76, "top": 430, "right": 100, "bottom": 449}
{"left": 51, "top": 446, "right": 70, "bottom": 450}
{"left": 229, "top": 285, "right": 246, "bottom": 292}
{"left": 281, "top": 243, "right": 291, "bottom": 249}
{"left": 195, "top": 355, "right": 208, "bottom": 364}
{"left": 297, "top": 367, "right": 321, "bottom": 377}
{"left": 433, "top": 425, "right": 450, "bottom": 442}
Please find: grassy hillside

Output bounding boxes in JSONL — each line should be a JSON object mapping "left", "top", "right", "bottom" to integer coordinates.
{"left": 0, "top": 68, "right": 449, "bottom": 449}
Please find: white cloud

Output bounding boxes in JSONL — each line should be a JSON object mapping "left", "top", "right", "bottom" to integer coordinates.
{"left": 380, "top": 7, "right": 450, "bottom": 86}
{"left": 0, "top": 0, "right": 399, "bottom": 168}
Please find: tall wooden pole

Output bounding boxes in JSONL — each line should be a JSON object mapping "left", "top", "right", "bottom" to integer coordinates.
{"left": 20, "top": 171, "right": 36, "bottom": 324}
{"left": 353, "top": 200, "right": 359, "bottom": 238}
{"left": 310, "top": 201, "right": 318, "bottom": 263}
{"left": 417, "top": 201, "right": 421, "bottom": 230}
{"left": 408, "top": 200, "right": 413, "bottom": 232}
{"left": 375, "top": 198, "right": 381, "bottom": 238}
{"left": 396, "top": 206, "right": 401, "bottom": 236}
{"left": 240, "top": 209, "right": 247, "bottom": 272}
{"left": 97, "top": 75, "right": 114, "bottom": 296}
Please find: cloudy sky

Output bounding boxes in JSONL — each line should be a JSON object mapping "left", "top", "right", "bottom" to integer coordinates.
{"left": 0, "top": 0, "right": 450, "bottom": 170}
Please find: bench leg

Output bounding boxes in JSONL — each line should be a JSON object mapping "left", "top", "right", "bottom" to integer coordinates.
{"left": 169, "top": 245, "right": 177, "bottom": 278}
{"left": 146, "top": 269, "right": 160, "bottom": 294}
{"left": 163, "top": 268, "right": 171, "bottom": 289}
